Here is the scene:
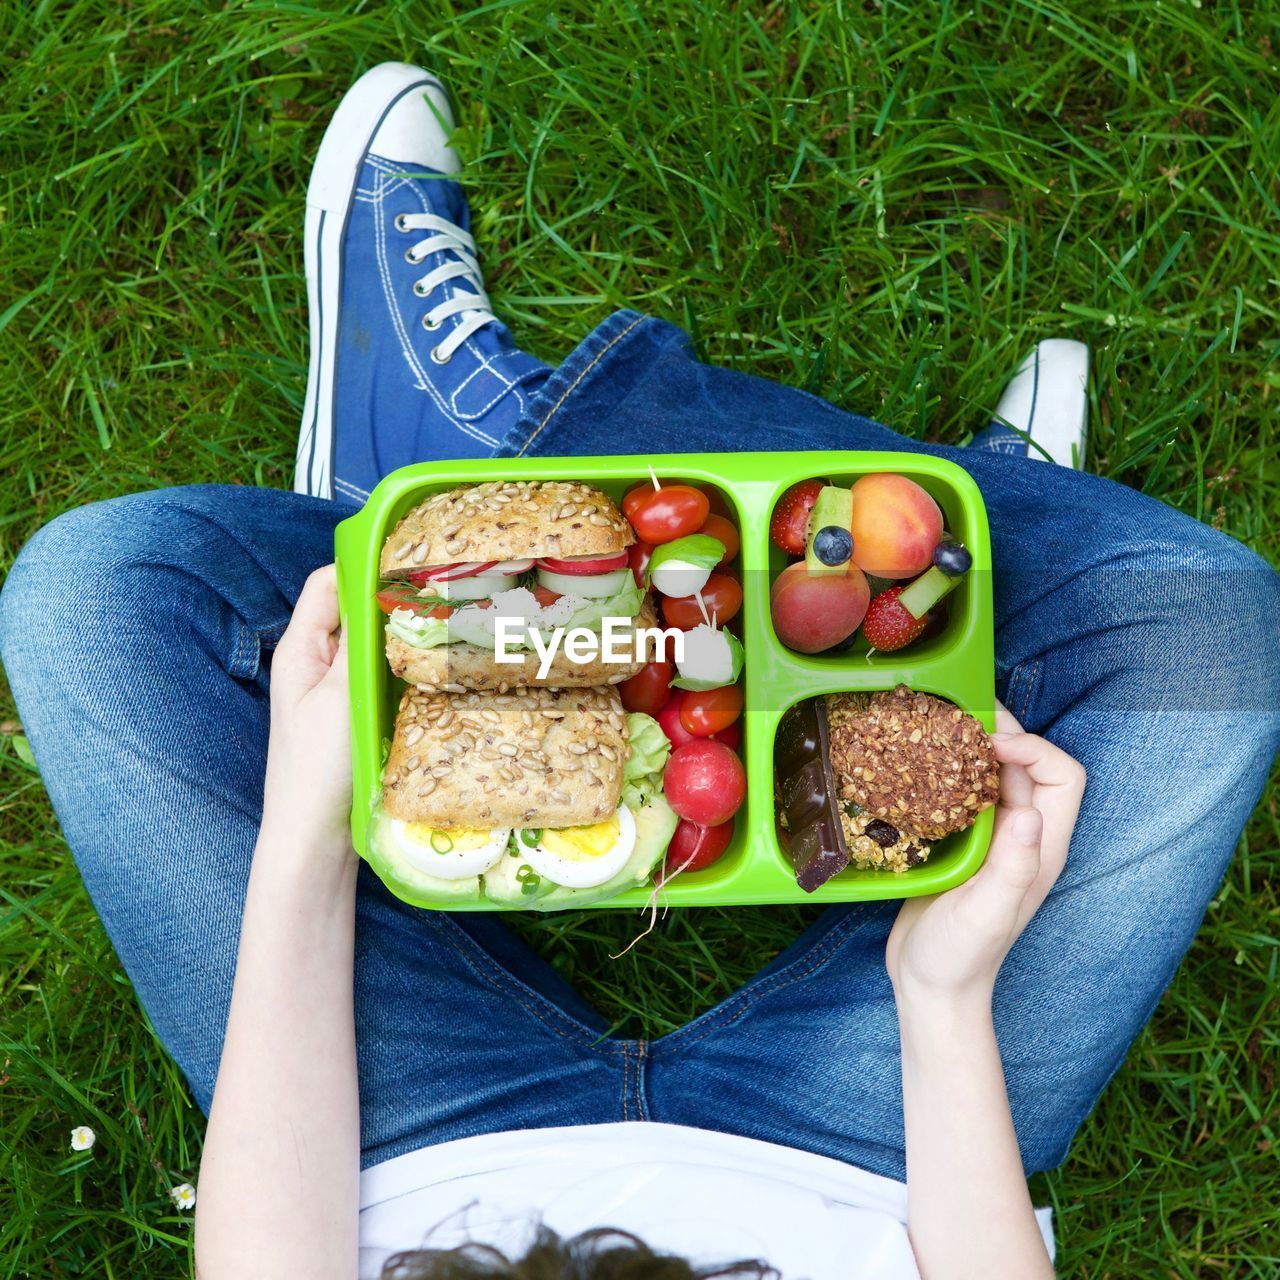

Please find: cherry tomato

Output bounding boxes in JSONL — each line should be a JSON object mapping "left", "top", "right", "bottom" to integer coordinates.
{"left": 656, "top": 692, "right": 699, "bottom": 748}
{"left": 698, "top": 484, "right": 734, "bottom": 518}
{"left": 537, "top": 551, "right": 629, "bottom": 575}
{"left": 698, "top": 513, "right": 740, "bottom": 565}
{"left": 628, "top": 541, "right": 655, "bottom": 589}
{"left": 622, "top": 483, "right": 709, "bottom": 544}
{"left": 661, "top": 573, "right": 743, "bottom": 629}
{"left": 664, "top": 817, "right": 735, "bottom": 876}
{"left": 665, "top": 740, "right": 746, "bottom": 826}
{"left": 710, "top": 719, "right": 741, "bottom": 751}
{"left": 679, "top": 684, "right": 744, "bottom": 737}
{"left": 618, "top": 661, "right": 674, "bottom": 717}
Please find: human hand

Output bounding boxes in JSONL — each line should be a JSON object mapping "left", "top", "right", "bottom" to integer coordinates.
{"left": 885, "top": 704, "right": 1085, "bottom": 1006}
{"left": 261, "top": 566, "right": 353, "bottom": 856}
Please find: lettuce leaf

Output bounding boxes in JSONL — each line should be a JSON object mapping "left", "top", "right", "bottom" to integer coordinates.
{"left": 622, "top": 711, "right": 670, "bottom": 809}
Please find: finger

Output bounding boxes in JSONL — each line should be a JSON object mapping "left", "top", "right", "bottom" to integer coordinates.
{"left": 994, "top": 701, "right": 1024, "bottom": 735}
{"left": 277, "top": 566, "right": 341, "bottom": 670}
{"left": 969, "top": 805, "right": 1044, "bottom": 924}
{"left": 991, "top": 731, "right": 1086, "bottom": 794}
{"left": 285, "top": 565, "right": 340, "bottom": 640}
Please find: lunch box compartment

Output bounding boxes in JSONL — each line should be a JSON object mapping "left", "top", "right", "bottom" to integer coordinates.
{"left": 335, "top": 451, "right": 994, "bottom": 909}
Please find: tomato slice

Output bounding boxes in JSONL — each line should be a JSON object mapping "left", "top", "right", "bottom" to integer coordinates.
{"left": 407, "top": 560, "right": 499, "bottom": 584}
{"left": 536, "top": 551, "right": 629, "bottom": 575}
{"left": 376, "top": 587, "right": 454, "bottom": 619}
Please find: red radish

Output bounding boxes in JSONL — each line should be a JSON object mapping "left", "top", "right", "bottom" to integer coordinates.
{"left": 861, "top": 585, "right": 927, "bottom": 652}
{"left": 770, "top": 479, "right": 824, "bottom": 556}
{"left": 665, "top": 740, "right": 746, "bottom": 826}
{"left": 536, "top": 551, "right": 629, "bottom": 575}
{"left": 710, "top": 720, "right": 741, "bottom": 751}
{"left": 664, "top": 818, "right": 735, "bottom": 876}
{"left": 619, "top": 661, "right": 675, "bottom": 717}
{"left": 408, "top": 560, "right": 499, "bottom": 583}
{"left": 656, "top": 693, "right": 698, "bottom": 748}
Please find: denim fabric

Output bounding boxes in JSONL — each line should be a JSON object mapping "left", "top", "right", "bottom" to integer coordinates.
{"left": 330, "top": 155, "right": 548, "bottom": 503}
{"left": 2, "top": 312, "right": 1278, "bottom": 1181}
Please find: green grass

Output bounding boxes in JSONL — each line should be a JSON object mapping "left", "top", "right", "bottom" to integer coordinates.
{"left": 2, "top": 0, "right": 1278, "bottom": 1274}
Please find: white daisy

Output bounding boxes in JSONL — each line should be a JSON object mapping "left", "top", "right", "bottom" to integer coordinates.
{"left": 69, "top": 1126, "right": 96, "bottom": 1152}
{"left": 170, "top": 1182, "right": 196, "bottom": 1211}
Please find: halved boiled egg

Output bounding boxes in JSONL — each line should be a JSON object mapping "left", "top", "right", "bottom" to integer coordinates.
{"left": 518, "top": 804, "right": 636, "bottom": 889}
{"left": 382, "top": 820, "right": 511, "bottom": 880}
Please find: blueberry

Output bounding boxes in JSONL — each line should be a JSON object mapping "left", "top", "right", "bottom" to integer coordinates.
{"left": 932, "top": 540, "right": 972, "bottom": 577}
{"left": 813, "top": 525, "right": 853, "bottom": 566}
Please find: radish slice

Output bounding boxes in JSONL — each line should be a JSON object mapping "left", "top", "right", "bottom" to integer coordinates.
{"left": 535, "top": 567, "right": 631, "bottom": 599}
{"left": 537, "top": 551, "right": 630, "bottom": 575}
{"left": 409, "top": 560, "right": 499, "bottom": 583}
{"left": 491, "top": 558, "right": 535, "bottom": 574}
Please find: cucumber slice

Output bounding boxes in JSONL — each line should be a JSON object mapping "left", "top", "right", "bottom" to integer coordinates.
{"left": 431, "top": 572, "right": 519, "bottom": 601}
{"left": 536, "top": 567, "right": 631, "bottom": 599}
{"left": 804, "top": 487, "right": 854, "bottom": 576}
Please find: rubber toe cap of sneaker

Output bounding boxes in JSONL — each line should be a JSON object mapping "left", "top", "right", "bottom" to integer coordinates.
{"left": 369, "top": 68, "right": 459, "bottom": 173}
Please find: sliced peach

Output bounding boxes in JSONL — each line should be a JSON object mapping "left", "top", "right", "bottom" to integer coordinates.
{"left": 770, "top": 561, "right": 870, "bottom": 653}
{"left": 849, "top": 474, "right": 943, "bottom": 579}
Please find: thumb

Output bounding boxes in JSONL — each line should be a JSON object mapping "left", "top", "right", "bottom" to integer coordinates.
{"left": 973, "top": 806, "right": 1043, "bottom": 919}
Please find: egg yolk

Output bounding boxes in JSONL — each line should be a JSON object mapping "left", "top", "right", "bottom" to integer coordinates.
{"left": 540, "top": 817, "right": 621, "bottom": 861}
{"left": 402, "top": 824, "right": 494, "bottom": 851}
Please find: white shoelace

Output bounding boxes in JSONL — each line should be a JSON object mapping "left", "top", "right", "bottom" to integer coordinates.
{"left": 394, "top": 211, "right": 497, "bottom": 364}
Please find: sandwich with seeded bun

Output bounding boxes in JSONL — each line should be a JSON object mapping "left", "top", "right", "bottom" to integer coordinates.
{"left": 367, "top": 686, "right": 677, "bottom": 911}
{"left": 377, "top": 480, "right": 654, "bottom": 690}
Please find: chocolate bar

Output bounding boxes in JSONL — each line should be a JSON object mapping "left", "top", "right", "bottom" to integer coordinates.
{"left": 774, "top": 698, "right": 851, "bottom": 892}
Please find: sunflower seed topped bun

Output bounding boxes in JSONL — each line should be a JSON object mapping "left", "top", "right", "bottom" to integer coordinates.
{"left": 381, "top": 480, "right": 634, "bottom": 577}
{"left": 382, "top": 685, "right": 629, "bottom": 829}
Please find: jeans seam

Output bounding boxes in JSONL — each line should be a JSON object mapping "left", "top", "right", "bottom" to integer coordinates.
{"left": 515, "top": 315, "right": 646, "bottom": 457}
{"left": 656, "top": 908, "right": 877, "bottom": 1051}
{"left": 1009, "top": 657, "right": 1043, "bottom": 724}
{"left": 430, "top": 914, "right": 623, "bottom": 1053}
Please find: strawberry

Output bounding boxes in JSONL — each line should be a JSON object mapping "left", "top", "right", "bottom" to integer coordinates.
{"left": 861, "top": 585, "right": 927, "bottom": 652}
{"left": 770, "top": 479, "right": 824, "bottom": 556}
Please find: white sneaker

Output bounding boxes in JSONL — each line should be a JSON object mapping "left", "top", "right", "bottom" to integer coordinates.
{"left": 971, "top": 339, "right": 1090, "bottom": 469}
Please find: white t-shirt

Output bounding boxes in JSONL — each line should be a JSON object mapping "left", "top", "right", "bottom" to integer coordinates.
{"left": 358, "top": 1122, "right": 1054, "bottom": 1280}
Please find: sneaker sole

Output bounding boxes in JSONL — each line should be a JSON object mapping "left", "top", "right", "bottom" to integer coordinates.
{"left": 294, "top": 64, "right": 447, "bottom": 501}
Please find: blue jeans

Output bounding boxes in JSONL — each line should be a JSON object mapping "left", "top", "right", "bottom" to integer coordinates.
{"left": 2, "top": 313, "right": 1277, "bottom": 1179}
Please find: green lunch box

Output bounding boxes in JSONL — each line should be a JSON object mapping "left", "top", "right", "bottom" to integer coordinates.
{"left": 334, "top": 450, "right": 995, "bottom": 909}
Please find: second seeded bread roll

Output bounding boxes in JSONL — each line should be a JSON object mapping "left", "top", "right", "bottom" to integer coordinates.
{"left": 382, "top": 685, "right": 629, "bottom": 829}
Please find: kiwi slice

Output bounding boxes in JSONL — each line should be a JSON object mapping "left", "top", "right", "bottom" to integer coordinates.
{"left": 804, "top": 486, "right": 854, "bottom": 575}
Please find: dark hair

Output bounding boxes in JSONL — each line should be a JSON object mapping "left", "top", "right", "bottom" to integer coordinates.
{"left": 381, "top": 1226, "right": 779, "bottom": 1280}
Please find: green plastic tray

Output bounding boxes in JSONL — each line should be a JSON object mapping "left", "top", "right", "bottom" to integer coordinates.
{"left": 334, "top": 450, "right": 994, "bottom": 909}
